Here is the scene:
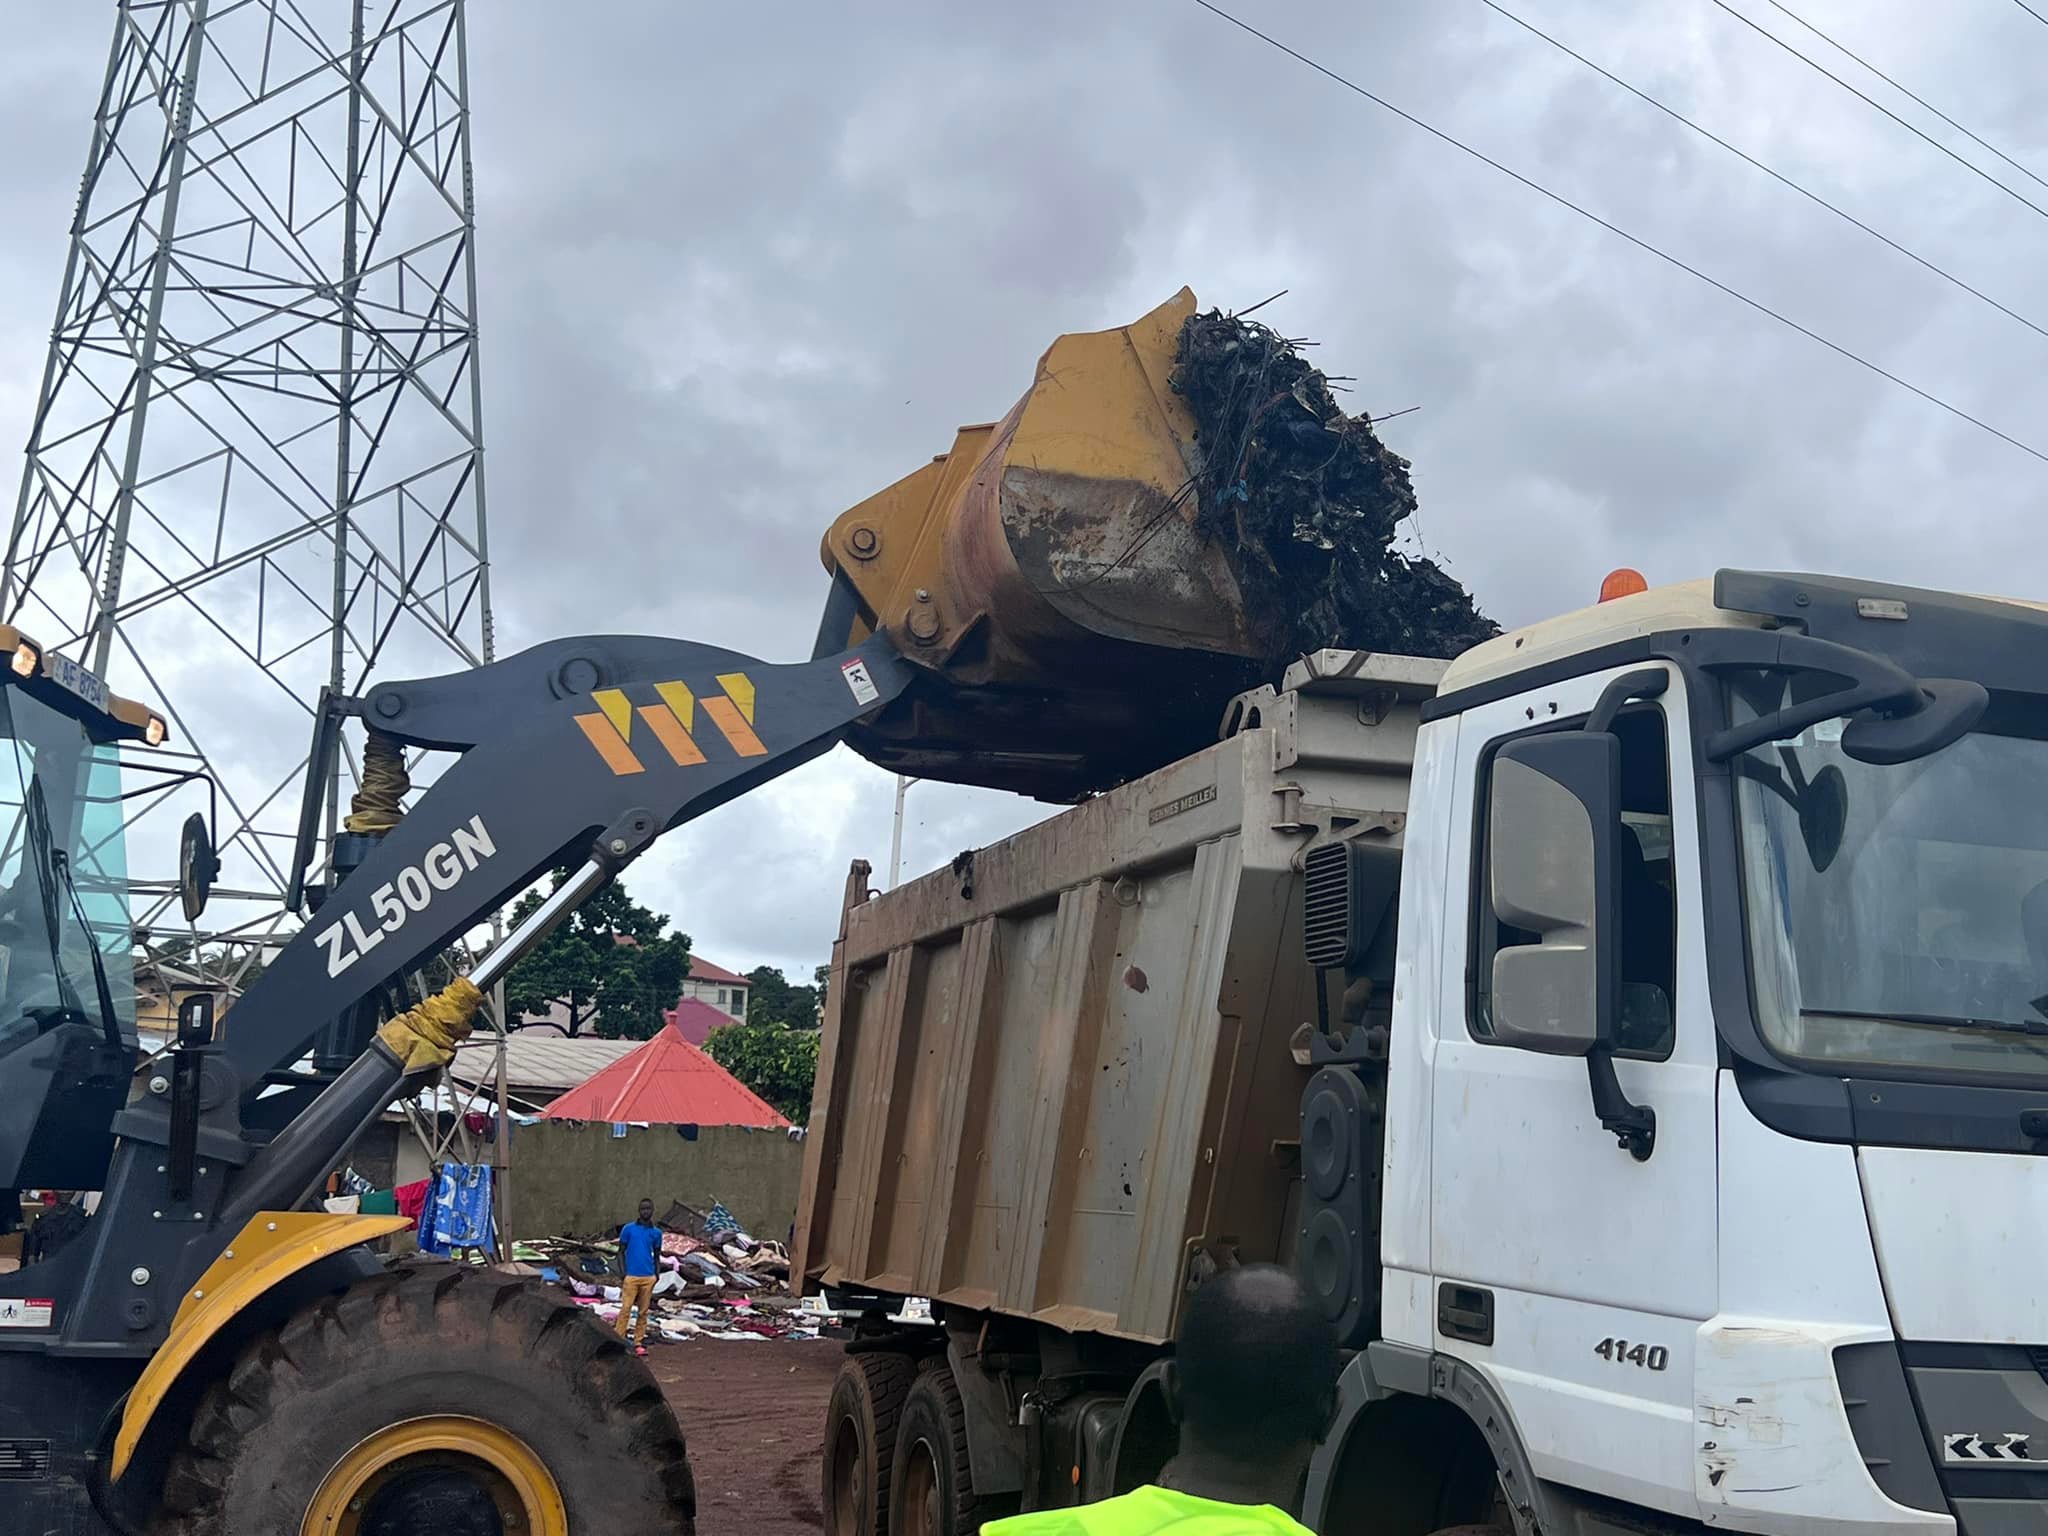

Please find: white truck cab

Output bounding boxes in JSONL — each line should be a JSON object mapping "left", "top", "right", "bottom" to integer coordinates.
{"left": 1330, "top": 568, "right": 2041, "bottom": 1536}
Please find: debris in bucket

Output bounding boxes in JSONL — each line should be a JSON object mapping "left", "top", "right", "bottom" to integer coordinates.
{"left": 1170, "top": 308, "right": 1499, "bottom": 663}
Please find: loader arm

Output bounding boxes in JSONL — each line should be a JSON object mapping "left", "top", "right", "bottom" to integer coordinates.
{"left": 217, "top": 628, "right": 909, "bottom": 1091}
{"left": 36, "top": 630, "right": 908, "bottom": 1355}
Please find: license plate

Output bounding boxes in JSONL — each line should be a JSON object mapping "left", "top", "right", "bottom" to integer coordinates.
{"left": 42, "top": 652, "right": 109, "bottom": 714}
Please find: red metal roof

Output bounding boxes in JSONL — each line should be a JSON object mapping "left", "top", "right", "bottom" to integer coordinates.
{"left": 687, "top": 956, "right": 749, "bottom": 987}
{"left": 663, "top": 996, "right": 736, "bottom": 1049}
{"left": 538, "top": 1022, "right": 787, "bottom": 1128}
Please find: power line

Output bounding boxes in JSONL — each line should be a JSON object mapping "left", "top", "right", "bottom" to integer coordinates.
{"left": 1766, "top": 1, "right": 2048, "bottom": 195}
{"left": 2014, "top": 0, "right": 2048, "bottom": 28}
{"left": 1480, "top": 0, "right": 2048, "bottom": 344}
{"left": 1702, "top": 0, "right": 2048, "bottom": 223}
{"left": 1189, "top": 0, "right": 2048, "bottom": 469}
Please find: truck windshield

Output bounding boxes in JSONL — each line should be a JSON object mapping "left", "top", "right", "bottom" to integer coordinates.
{"left": 1734, "top": 701, "right": 2048, "bottom": 1079}
{"left": 0, "top": 685, "right": 134, "bottom": 1047}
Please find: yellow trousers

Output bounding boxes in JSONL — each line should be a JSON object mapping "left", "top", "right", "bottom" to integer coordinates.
{"left": 615, "top": 1273, "right": 656, "bottom": 1344}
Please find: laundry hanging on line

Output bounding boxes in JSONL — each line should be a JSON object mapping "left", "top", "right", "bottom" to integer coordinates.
{"left": 417, "top": 1163, "right": 495, "bottom": 1257}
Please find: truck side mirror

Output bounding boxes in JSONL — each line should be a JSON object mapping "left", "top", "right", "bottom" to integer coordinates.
{"left": 1487, "top": 733, "right": 1615, "bottom": 1057}
{"left": 1489, "top": 662, "right": 1663, "bottom": 1162}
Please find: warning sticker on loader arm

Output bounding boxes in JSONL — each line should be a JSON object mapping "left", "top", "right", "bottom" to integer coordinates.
{"left": 842, "top": 658, "right": 880, "bottom": 707}
{"left": 0, "top": 1299, "right": 53, "bottom": 1328}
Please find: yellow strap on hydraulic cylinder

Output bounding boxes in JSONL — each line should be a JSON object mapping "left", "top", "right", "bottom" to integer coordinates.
{"left": 343, "top": 728, "right": 410, "bottom": 834}
{"left": 375, "top": 976, "right": 483, "bottom": 1073}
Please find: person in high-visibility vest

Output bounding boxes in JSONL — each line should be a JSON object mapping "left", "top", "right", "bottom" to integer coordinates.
{"left": 986, "top": 1264, "right": 1338, "bottom": 1535}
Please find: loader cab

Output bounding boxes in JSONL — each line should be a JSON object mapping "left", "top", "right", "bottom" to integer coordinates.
{"left": 0, "top": 631, "right": 162, "bottom": 1193}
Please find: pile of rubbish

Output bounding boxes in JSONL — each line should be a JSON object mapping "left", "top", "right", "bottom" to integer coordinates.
{"left": 508, "top": 1200, "right": 832, "bottom": 1344}
{"left": 1170, "top": 307, "right": 1499, "bottom": 664}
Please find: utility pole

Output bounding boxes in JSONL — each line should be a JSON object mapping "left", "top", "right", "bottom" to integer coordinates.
{"left": 491, "top": 970, "right": 512, "bottom": 1259}
{"left": 888, "top": 775, "right": 922, "bottom": 887}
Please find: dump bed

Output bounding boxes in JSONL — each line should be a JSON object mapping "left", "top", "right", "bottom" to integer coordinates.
{"left": 793, "top": 651, "right": 1443, "bottom": 1344}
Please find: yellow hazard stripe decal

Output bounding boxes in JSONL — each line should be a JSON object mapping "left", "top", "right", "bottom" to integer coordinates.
{"left": 654, "top": 680, "right": 695, "bottom": 731}
{"left": 593, "top": 688, "right": 633, "bottom": 740}
{"left": 574, "top": 674, "right": 759, "bottom": 771}
{"left": 715, "top": 672, "right": 756, "bottom": 724}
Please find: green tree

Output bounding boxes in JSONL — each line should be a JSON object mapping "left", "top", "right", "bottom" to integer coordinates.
{"left": 813, "top": 962, "right": 831, "bottom": 1021}
{"left": 705, "top": 1019, "right": 820, "bottom": 1122}
{"left": 744, "top": 964, "right": 820, "bottom": 1030}
{"left": 499, "top": 873, "right": 690, "bottom": 1039}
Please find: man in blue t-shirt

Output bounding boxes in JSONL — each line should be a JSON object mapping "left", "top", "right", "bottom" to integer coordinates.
{"left": 615, "top": 1197, "right": 662, "bottom": 1356}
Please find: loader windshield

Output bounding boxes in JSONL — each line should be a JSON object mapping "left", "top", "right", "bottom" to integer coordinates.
{"left": 0, "top": 685, "right": 134, "bottom": 1045}
{"left": 1734, "top": 693, "right": 2048, "bottom": 1080}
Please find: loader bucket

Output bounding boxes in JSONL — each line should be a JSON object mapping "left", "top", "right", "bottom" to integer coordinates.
{"left": 820, "top": 288, "right": 1497, "bottom": 799}
{"left": 820, "top": 290, "right": 1270, "bottom": 799}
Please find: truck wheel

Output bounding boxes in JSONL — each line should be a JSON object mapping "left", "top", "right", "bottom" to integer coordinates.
{"left": 824, "top": 1351, "right": 917, "bottom": 1536}
{"left": 151, "top": 1263, "right": 695, "bottom": 1535}
{"left": 889, "top": 1367, "right": 988, "bottom": 1536}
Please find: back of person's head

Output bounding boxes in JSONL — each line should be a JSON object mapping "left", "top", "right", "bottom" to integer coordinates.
{"left": 1173, "top": 1264, "right": 1339, "bottom": 1463}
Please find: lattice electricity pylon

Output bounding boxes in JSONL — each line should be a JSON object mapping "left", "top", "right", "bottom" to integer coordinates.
{"left": 3, "top": 0, "right": 494, "bottom": 978}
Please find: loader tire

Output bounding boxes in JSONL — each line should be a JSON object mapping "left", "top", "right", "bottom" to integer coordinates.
{"left": 889, "top": 1366, "right": 998, "bottom": 1536}
{"left": 151, "top": 1262, "right": 695, "bottom": 1536}
{"left": 824, "top": 1350, "right": 918, "bottom": 1536}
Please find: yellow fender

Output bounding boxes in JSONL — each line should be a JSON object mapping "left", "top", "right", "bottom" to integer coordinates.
{"left": 112, "top": 1211, "right": 412, "bottom": 1481}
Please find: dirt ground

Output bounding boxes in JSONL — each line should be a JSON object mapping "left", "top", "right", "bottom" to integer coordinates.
{"left": 652, "top": 1336, "right": 842, "bottom": 1534}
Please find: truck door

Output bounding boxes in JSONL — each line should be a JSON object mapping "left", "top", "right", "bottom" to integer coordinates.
{"left": 1430, "top": 661, "right": 1714, "bottom": 1520}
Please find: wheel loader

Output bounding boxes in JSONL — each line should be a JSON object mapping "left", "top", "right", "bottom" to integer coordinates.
{"left": 0, "top": 289, "right": 1422, "bottom": 1534}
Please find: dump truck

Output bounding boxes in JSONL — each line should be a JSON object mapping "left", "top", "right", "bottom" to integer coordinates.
{"left": 797, "top": 568, "right": 2048, "bottom": 1536}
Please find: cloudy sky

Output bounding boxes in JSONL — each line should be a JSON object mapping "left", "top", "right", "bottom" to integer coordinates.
{"left": 4, "top": 0, "right": 2046, "bottom": 984}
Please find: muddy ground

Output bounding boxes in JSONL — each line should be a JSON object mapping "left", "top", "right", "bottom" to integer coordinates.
{"left": 653, "top": 1337, "right": 842, "bottom": 1534}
